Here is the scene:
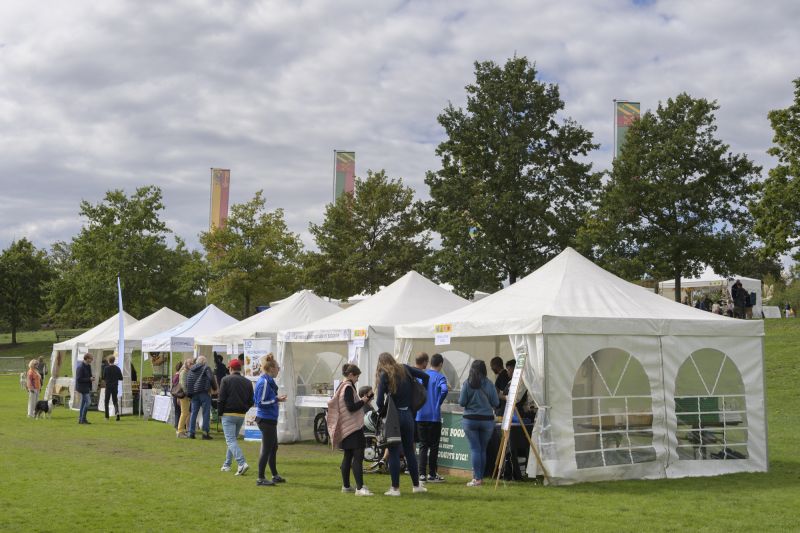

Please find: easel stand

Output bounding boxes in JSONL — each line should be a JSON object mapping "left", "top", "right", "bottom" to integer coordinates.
{"left": 492, "top": 405, "right": 550, "bottom": 488}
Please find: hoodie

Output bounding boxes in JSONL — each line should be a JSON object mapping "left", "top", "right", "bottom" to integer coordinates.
{"left": 254, "top": 374, "right": 279, "bottom": 420}
{"left": 416, "top": 369, "right": 448, "bottom": 422}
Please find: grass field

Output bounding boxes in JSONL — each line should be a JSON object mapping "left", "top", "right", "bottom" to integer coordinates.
{"left": 1, "top": 322, "right": 798, "bottom": 532}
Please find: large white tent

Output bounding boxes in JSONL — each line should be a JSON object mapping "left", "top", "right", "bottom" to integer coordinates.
{"left": 44, "top": 311, "right": 138, "bottom": 408}
{"left": 659, "top": 267, "right": 762, "bottom": 317}
{"left": 195, "top": 290, "right": 341, "bottom": 355}
{"left": 140, "top": 304, "right": 237, "bottom": 354}
{"left": 278, "top": 271, "right": 469, "bottom": 442}
{"left": 396, "top": 248, "right": 766, "bottom": 485}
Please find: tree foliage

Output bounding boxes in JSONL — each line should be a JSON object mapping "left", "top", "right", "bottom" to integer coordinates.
{"left": 200, "top": 191, "right": 302, "bottom": 318}
{"left": 304, "top": 170, "right": 432, "bottom": 300}
{"left": 426, "top": 56, "right": 600, "bottom": 297}
{"left": 48, "top": 186, "right": 206, "bottom": 325}
{"left": 751, "top": 77, "right": 800, "bottom": 261}
{"left": 579, "top": 94, "right": 761, "bottom": 300}
{"left": 0, "top": 239, "right": 54, "bottom": 344}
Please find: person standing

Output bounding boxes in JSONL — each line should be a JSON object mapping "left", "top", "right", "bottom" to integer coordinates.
{"left": 102, "top": 354, "right": 123, "bottom": 421}
{"left": 459, "top": 360, "right": 499, "bottom": 487}
{"left": 176, "top": 358, "right": 193, "bottom": 438}
{"left": 416, "top": 353, "right": 448, "bottom": 483}
{"left": 218, "top": 358, "right": 254, "bottom": 476}
{"left": 253, "top": 354, "right": 287, "bottom": 486}
{"left": 214, "top": 352, "right": 229, "bottom": 390}
{"left": 187, "top": 355, "right": 216, "bottom": 440}
{"left": 26, "top": 359, "right": 42, "bottom": 418}
{"left": 328, "top": 364, "right": 374, "bottom": 496}
{"left": 36, "top": 356, "right": 47, "bottom": 385}
{"left": 171, "top": 361, "right": 183, "bottom": 431}
{"left": 376, "top": 352, "right": 429, "bottom": 496}
{"left": 490, "top": 357, "right": 510, "bottom": 416}
{"left": 75, "top": 353, "right": 95, "bottom": 424}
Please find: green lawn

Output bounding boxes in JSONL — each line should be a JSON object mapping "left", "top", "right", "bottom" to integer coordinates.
{"left": 0, "top": 322, "right": 798, "bottom": 532}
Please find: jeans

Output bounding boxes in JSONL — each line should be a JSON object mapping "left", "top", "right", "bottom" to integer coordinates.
{"left": 417, "top": 421, "right": 442, "bottom": 477}
{"left": 221, "top": 415, "right": 246, "bottom": 467}
{"left": 463, "top": 418, "right": 494, "bottom": 480}
{"left": 387, "top": 408, "right": 420, "bottom": 488}
{"left": 189, "top": 392, "right": 211, "bottom": 435}
{"left": 78, "top": 392, "right": 92, "bottom": 422}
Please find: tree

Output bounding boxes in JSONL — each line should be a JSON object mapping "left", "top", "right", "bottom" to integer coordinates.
{"left": 304, "top": 170, "right": 432, "bottom": 299}
{"left": 200, "top": 191, "right": 302, "bottom": 318}
{"left": 48, "top": 186, "right": 201, "bottom": 325}
{"left": 426, "top": 56, "right": 601, "bottom": 297}
{"left": 751, "top": 77, "right": 800, "bottom": 261}
{"left": 579, "top": 94, "right": 761, "bottom": 301}
{"left": 0, "top": 239, "right": 54, "bottom": 344}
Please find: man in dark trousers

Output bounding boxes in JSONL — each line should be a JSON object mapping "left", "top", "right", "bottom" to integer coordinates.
{"left": 218, "top": 358, "right": 254, "bottom": 475}
{"left": 103, "top": 354, "right": 123, "bottom": 421}
{"left": 187, "top": 355, "right": 217, "bottom": 440}
{"left": 75, "top": 353, "right": 95, "bottom": 424}
{"left": 416, "top": 353, "right": 449, "bottom": 483}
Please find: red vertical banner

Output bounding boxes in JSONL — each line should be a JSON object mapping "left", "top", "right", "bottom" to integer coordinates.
{"left": 333, "top": 151, "right": 355, "bottom": 202}
{"left": 615, "top": 101, "right": 640, "bottom": 158}
{"left": 210, "top": 168, "right": 230, "bottom": 229}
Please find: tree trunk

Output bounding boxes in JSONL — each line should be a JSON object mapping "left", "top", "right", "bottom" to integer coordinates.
{"left": 244, "top": 293, "right": 251, "bottom": 318}
{"left": 11, "top": 324, "right": 17, "bottom": 345}
{"left": 673, "top": 273, "right": 682, "bottom": 303}
{"left": 509, "top": 269, "right": 517, "bottom": 285}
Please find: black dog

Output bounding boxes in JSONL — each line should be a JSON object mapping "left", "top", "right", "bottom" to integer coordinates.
{"left": 34, "top": 400, "right": 52, "bottom": 419}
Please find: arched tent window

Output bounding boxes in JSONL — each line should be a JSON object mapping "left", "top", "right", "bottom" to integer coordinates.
{"left": 572, "top": 348, "right": 656, "bottom": 469}
{"left": 675, "top": 349, "right": 748, "bottom": 460}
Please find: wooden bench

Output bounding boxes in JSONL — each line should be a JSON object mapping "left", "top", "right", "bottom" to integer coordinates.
{"left": 54, "top": 330, "right": 85, "bottom": 342}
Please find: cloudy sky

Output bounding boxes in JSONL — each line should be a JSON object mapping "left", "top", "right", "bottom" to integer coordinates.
{"left": 1, "top": 0, "right": 799, "bottom": 253}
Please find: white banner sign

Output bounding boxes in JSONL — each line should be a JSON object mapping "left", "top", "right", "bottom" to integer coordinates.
{"left": 434, "top": 333, "right": 451, "bottom": 346}
{"left": 243, "top": 338, "right": 272, "bottom": 378}
{"left": 501, "top": 347, "right": 527, "bottom": 431}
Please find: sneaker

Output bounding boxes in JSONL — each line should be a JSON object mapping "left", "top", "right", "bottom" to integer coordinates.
{"left": 341, "top": 486, "right": 356, "bottom": 493}
{"left": 220, "top": 465, "right": 231, "bottom": 472}
{"left": 177, "top": 433, "right": 189, "bottom": 439}
{"left": 466, "top": 479, "right": 482, "bottom": 487}
{"left": 236, "top": 463, "right": 249, "bottom": 476}
{"left": 201, "top": 433, "right": 213, "bottom": 440}
{"left": 418, "top": 475, "right": 427, "bottom": 484}
{"left": 428, "top": 474, "right": 445, "bottom": 483}
{"left": 189, "top": 434, "right": 196, "bottom": 439}
{"left": 355, "top": 487, "right": 374, "bottom": 496}
{"left": 412, "top": 485, "right": 428, "bottom": 494}
{"left": 271, "top": 475, "right": 286, "bottom": 483}
{"left": 83, "top": 420, "right": 92, "bottom": 425}
{"left": 256, "top": 478, "right": 275, "bottom": 487}
{"left": 384, "top": 487, "right": 401, "bottom": 497}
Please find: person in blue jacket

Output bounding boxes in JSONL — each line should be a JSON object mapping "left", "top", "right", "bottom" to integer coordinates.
{"left": 253, "top": 354, "right": 287, "bottom": 487}
{"left": 459, "top": 359, "right": 499, "bottom": 487}
{"left": 416, "top": 353, "right": 448, "bottom": 483}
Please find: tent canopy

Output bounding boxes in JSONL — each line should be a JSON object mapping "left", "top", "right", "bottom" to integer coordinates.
{"left": 281, "top": 271, "right": 469, "bottom": 342}
{"left": 658, "top": 266, "right": 759, "bottom": 290}
{"left": 140, "top": 304, "right": 237, "bottom": 353}
{"left": 53, "top": 312, "right": 138, "bottom": 352}
{"left": 396, "top": 248, "right": 764, "bottom": 339}
{"left": 86, "top": 307, "right": 187, "bottom": 351}
{"left": 196, "top": 290, "right": 341, "bottom": 348}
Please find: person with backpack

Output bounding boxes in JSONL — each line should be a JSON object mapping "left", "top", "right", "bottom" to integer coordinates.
{"left": 253, "top": 354, "right": 287, "bottom": 486}
{"left": 327, "top": 364, "right": 374, "bottom": 496}
{"left": 416, "top": 353, "right": 448, "bottom": 483}
{"left": 375, "top": 352, "right": 429, "bottom": 496}
{"left": 186, "top": 355, "right": 217, "bottom": 440}
{"left": 459, "top": 359, "right": 499, "bottom": 487}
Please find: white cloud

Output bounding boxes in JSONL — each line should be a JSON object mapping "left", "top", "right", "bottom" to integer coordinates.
{"left": 1, "top": 0, "right": 799, "bottom": 253}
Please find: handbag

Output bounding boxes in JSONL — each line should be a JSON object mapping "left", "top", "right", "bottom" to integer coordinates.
{"left": 380, "top": 396, "right": 402, "bottom": 446}
{"left": 406, "top": 368, "right": 427, "bottom": 412}
{"left": 171, "top": 380, "right": 186, "bottom": 399}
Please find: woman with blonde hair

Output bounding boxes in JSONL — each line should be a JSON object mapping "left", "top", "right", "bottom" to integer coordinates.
{"left": 253, "top": 354, "right": 287, "bottom": 486}
{"left": 375, "top": 352, "right": 429, "bottom": 496}
{"left": 176, "top": 358, "right": 193, "bottom": 438}
{"left": 26, "top": 359, "right": 42, "bottom": 418}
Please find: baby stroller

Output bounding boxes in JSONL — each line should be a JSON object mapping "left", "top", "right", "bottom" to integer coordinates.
{"left": 363, "top": 410, "right": 406, "bottom": 474}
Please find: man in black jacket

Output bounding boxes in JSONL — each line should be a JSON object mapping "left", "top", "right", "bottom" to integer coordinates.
{"left": 218, "top": 358, "right": 254, "bottom": 475}
{"left": 186, "top": 355, "right": 217, "bottom": 440}
{"left": 103, "top": 354, "right": 124, "bottom": 421}
{"left": 75, "top": 353, "right": 95, "bottom": 424}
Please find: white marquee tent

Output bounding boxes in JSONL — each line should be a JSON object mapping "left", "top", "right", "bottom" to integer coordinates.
{"left": 140, "top": 304, "right": 237, "bottom": 354}
{"left": 658, "top": 267, "right": 762, "bottom": 317}
{"left": 278, "top": 271, "right": 469, "bottom": 442}
{"left": 44, "top": 311, "right": 138, "bottom": 408}
{"left": 195, "top": 290, "right": 341, "bottom": 356}
{"left": 396, "top": 248, "right": 766, "bottom": 485}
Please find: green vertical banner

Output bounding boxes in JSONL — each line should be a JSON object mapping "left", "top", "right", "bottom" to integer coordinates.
{"left": 615, "top": 101, "right": 640, "bottom": 158}
{"left": 333, "top": 151, "right": 355, "bottom": 202}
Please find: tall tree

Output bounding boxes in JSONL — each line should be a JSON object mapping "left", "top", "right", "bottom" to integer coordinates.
{"left": 200, "top": 191, "right": 302, "bottom": 318}
{"left": 751, "top": 77, "right": 800, "bottom": 261}
{"left": 0, "top": 239, "right": 54, "bottom": 344}
{"left": 48, "top": 186, "right": 200, "bottom": 325}
{"left": 426, "top": 56, "right": 601, "bottom": 297}
{"left": 305, "top": 170, "right": 432, "bottom": 300}
{"left": 579, "top": 94, "right": 761, "bottom": 300}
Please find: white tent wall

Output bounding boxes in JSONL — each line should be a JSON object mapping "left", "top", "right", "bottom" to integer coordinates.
{"left": 660, "top": 335, "right": 767, "bottom": 478}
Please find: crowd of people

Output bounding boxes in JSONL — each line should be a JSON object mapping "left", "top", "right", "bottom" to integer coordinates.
{"left": 26, "top": 348, "right": 534, "bottom": 494}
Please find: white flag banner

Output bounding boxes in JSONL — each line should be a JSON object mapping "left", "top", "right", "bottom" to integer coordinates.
{"left": 117, "top": 276, "right": 125, "bottom": 397}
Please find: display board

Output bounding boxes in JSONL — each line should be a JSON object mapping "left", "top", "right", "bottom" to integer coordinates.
{"left": 437, "top": 411, "right": 472, "bottom": 470}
